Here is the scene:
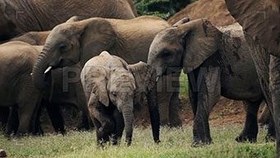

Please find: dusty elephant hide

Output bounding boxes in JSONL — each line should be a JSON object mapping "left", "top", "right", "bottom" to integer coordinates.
{"left": 168, "top": 0, "right": 236, "bottom": 26}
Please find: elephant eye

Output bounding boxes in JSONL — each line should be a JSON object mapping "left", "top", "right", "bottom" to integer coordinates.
{"left": 59, "top": 43, "right": 72, "bottom": 52}
{"left": 111, "top": 91, "right": 117, "bottom": 97}
{"left": 59, "top": 43, "right": 67, "bottom": 51}
{"left": 161, "top": 50, "right": 172, "bottom": 58}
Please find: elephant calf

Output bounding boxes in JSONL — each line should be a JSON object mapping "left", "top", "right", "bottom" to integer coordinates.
{"left": 81, "top": 51, "right": 160, "bottom": 146}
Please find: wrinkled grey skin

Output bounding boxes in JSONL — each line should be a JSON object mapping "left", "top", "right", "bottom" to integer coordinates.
{"left": 225, "top": 0, "right": 280, "bottom": 156}
{"left": 32, "top": 16, "right": 181, "bottom": 127}
{"left": 148, "top": 19, "right": 273, "bottom": 145}
{"left": 81, "top": 51, "right": 159, "bottom": 146}
{"left": 0, "top": 0, "right": 136, "bottom": 41}
{"left": 12, "top": 31, "right": 90, "bottom": 133}
{"left": 0, "top": 41, "right": 42, "bottom": 135}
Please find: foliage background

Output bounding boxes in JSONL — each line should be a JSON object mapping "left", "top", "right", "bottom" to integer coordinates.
{"left": 133, "top": 0, "right": 196, "bottom": 19}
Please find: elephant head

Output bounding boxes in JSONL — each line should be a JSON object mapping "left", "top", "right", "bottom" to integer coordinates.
{"left": 107, "top": 60, "right": 159, "bottom": 145}
{"left": 225, "top": 0, "right": 280, "bottom": 57}
{"left": 32, "top": 17, "right": 117, "bottom": 89}
{"left": 148, "top": 18, "right": 222, "bottom": 76}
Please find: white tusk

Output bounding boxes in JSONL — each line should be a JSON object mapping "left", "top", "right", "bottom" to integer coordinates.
{"left": 156, "top": 76, "right": 159, "bottom": 82}
{"left": 30, "top": 73, "right": 33, "bottom": 76}
{"left": 44, "top": 66, "right": 52, "bottom": 74}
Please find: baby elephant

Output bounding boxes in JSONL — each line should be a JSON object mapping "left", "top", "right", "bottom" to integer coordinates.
{"left": 81, "top": 51, "right": 160, "bottom": 146}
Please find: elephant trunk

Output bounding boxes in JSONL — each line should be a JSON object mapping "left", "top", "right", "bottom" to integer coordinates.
{"left": 122, "top": 103, "right": 134, "bottom": 146}
{"left": 147, "top": 84, "right": 160, "bottom": 143}
{"left": 32, "top": 49, "right": 52, "bottom": 90}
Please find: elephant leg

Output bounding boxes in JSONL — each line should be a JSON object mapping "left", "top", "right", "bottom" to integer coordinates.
{"left": 269, "top": 55, "right": 280, "bottom": 155}
{"left": 77, "top": 110, "right": 91, "bottom": 131}
{"left": 158, "top": 73, "right": 181, "bottom": 127}
{"left": 0, "top": 107, "right": 9, "bottom": 132}
{"left": 266, "top": 114, "right": 276, "bottom": 142}
{"left": 236, "top": 100, "right": 262, "bottom": 143}
{"left": 17, "top": 101, "right": 37, "bottom": 135}
{"left": 157, "top": 76, "right": 170, "bottom": 126}
{"left": 45, "top": 101, "right": 66, "bottom": 135}
{"left": 89, "top": 106, "right": 114, "bottom": 146}
{"left": 76, "top": 82, "right": 91, "bottom": 131}
{"left": 112, "top": 109, "right": 124, "bottom": 145}
{"left": 192, "top": 67, "right": 221, "bottom": 146}
{"left": 5, "top": 106, "right": 19, "bottom": 136}
{"left": 169, "top": 91, "right": 182, "bottom": 127}
{"left": 31, "top": 102, "right": 44, "bottom": 136}
{"left": 167, "top": 72, "right": 182, "bottom": 127}
{"left": 92, "top": 118, "right": 104, "bottom": 146}
{"left": 158, "top": 95, "right": 169, "bottom": 126}
{"left": 98, "top": 116, "right": 114, "bottom": 146}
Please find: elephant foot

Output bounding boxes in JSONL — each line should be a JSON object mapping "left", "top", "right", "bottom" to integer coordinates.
{"left": 77, "top": 120, "right": 91, "bottom": 131}
{"left": 15, "top": 131, "right": 29, "bottom": 137}
{"left": 154, "top": 139, "right": 161, "bottom": 144}
{"left": 235, "top": 134, "right": 257, "bottom": 143}
{"left": 191, "top": 138, "right": 212, "bottom": 147}
{"left": 110, "top": 134, "right": 121, "bottom": 145}
{"left": 265, "top": 134, "right": 276, "bottom": 142}
{"left": 169, "top": 120, "right": 182, "bottom": 128}
{"left": 0, "top": 149, "right": 7, "bottom": 158}
{"left": 97, "top": 138, "right": 110, "bottom": 148}
{"left": 56, "top": 129, "right": 66, "bottom": 135}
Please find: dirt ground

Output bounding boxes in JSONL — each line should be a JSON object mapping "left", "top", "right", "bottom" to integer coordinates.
{"left": 133, "top": 96, "right": 267, "bottom": 128}
{"left": 168, "top": 0, "right": 236, "bottom": 26}
{"left": 180, "top": 97, "right": 247, "bottom": 126}
{"left": 41, "top": 96, "right": 261, "bottom": 132}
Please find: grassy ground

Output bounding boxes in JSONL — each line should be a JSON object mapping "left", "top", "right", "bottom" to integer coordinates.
{"left": 0, "top": 124, "right": 275, "bottom": 158}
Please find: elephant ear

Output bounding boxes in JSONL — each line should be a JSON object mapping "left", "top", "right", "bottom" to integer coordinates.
{"left": 78, "top": 18, "right": 117, "bottom": 64}
{"left": 128, "top": 61, "right": 156, "bottom": 93}
{"left": 177, "top": 19, "right": 222, "bottom": 73}
{"left": 91, "top": 67, "right": 110, "bottom": 107}
{"left": 66, "top": 16, "right": 83, "bottom": 23}
{"left": 172, "top": 17, "right": 190, "bottom": 27}
{"left": 225, "top": 0, "right": 280, "bottom": 56}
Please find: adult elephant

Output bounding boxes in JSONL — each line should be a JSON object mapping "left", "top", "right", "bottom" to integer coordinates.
{"left": 81, "top": 51, "right": 159, "bottom": 146}
{"left": 147, "top": 19, "right": 272, "bottom": 145}
{"left": 225, "top": 0, "right": 280, "bottom": 156}
{"left": 0, "top": 41, "right": 42, "bottom": 135}
{"left": 0, "top": 0, "right": 136, "bottom": 41}
{"left": 11, "top": 30, "right": 90, "bottom": 133}
{"left": 32, "top": 16, "right": 182, "bottom": 127}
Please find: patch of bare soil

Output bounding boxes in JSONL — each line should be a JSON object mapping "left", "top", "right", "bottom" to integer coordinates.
{"left": 134, "top": 96, "right": 267, "bottom": 128}
{"left": 168, "top": 0, "right": 236, "bottom": 26}
{"left": 181, "top": 97, "right": 267, "bottom": 127}
{"left": 178, "top": 97, "right": 246, "bottom": 127}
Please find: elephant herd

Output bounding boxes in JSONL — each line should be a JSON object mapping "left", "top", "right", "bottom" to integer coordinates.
{"left": 0, "top": 0, "right": 280, "bottom": 155}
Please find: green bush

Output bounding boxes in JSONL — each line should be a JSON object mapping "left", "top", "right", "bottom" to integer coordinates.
{"left": 134, "top": 0, "right": 194, "bottom": 19}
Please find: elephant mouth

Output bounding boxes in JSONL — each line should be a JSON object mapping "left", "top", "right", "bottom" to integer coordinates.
{"left": 156, "top": 66, "right": 182, "bottom": 82}
{"left": 47, "top": 58, "right": 77, "bottom": 71}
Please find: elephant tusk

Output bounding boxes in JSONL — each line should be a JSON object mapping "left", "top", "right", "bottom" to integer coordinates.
{"left": 44, "top": 66, "right": 53, "bottom": 74}
{"left": 156, "top": 76, "right": 159, "bottom": 82}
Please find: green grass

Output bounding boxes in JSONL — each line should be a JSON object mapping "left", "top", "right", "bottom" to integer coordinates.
{"left": 0, "top": 125, "right": 275, "bottom": 158}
